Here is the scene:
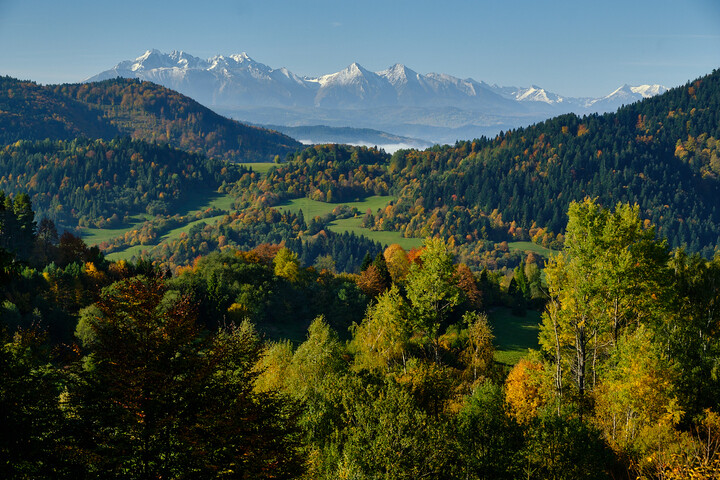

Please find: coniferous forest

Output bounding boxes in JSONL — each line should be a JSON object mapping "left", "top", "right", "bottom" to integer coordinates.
{"left": 2, "top": 69, "right": 720, "bottom": 479}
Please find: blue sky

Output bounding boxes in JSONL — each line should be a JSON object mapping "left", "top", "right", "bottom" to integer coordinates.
{"left": 1, "top": 0, "right": 719, "bottom": 97}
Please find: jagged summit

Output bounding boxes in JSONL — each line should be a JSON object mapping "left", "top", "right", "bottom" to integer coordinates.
{"left": 86, "top": 49, "right": 668, "bottom": 143}
{"left": 87, "top": 49, "right": 665, "bottom": 113}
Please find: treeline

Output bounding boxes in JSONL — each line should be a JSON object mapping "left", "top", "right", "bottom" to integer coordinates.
{"left": 0, "top": 76, "right": 302, "bottom": 162}
{"left": 0, "top": 137, "right": 240, "bottom": 228}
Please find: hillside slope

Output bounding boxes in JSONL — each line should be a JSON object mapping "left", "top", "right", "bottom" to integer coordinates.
{"left": 0, "top": 76, "right": 119, "bottom": 143}
{"left": 0, "top": 77, "right": 302, "bottom": 162}
{"left": 368, "top": 69, "right": 720, "bottom": 254}
{"left": 0, "top": 137, "right": 241, "bottom": 229}
{"left": 240, "top": 69, "right": 720, "bottom": 256}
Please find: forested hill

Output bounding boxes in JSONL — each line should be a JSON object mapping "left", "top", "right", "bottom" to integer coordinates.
{"left": 0, "top": 76, "right": 302, "bottom": 162}
{"left": 235, "top": 69, "right": 720, "bottom": 256}
{"left": 0, "top": 137, "right": 241, "bottom": 229}
{"left": 0, "top": 76, "right": 120, "bottom": 142}
{"left": 361, "top": 69, "right": 720, "bottom": 255}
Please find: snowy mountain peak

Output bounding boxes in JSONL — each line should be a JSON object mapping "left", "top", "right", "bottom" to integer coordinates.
{"left": 316, "top": 62, "right": 374, "bottom": 87}
{"left": 378, "top": 64, "right": 417, "bottom": 86}
{"left": 167, "top": 50, "right": 206, "bottom": 69}
{"left": 495, "top": 84, "right": 565, "bottom": 105}
{"left": 631, "top": 84, "right": 668, "bottom": 98}
{"left": 139, "top": 49, "right": 163, "bottom": 60}
{"left": 229, "top": 52, "right": 253, "bottom": 63}
{"left": 604, "top": 83, "right": 658, "bottom": 100}
{"left": 131, "top": 49, "right": 173, "bottom": 71}
{"left": 86, "top": 49, "right": 670, "bottom": 140}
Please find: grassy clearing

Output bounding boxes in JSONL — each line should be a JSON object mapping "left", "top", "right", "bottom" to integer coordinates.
{"left": 487, "top": 307, "right": 541, "bottom": 366}
{"left": 81, "top": 190, "right": 236, "bottom": 248}
{"left": 279, "top": 195, "right": 394, "bottom": 218}
{"left": 173, "top": 190, "right": 236, "bottom": 214}
{"left": 80, "top": 214, "right": 152, "bottom": 245}
{"left": 507, "top": 241, "right": 556, "bottom": 258}
{"left": 80, "top": 192, "right": 235, "bottom": 248}
{"left": 327, "top": 217, "right": 423, "bottom": 250}
{"left": 105, "top": 214, "right": 229, "bottom": 262}
{"left": 85, "top": 189, "right": 236, "bottom": 261}
{"left": 280, "top": 195, "right": 423, "bottom": 249}
{"left": 106, "top": 244, "right": 150, "bottom": 262}
{"left": 239, "top": 162, "right": 276, "bottom": 176}
{"left": 160, "top": 215, "right": 227, "bottom": 241}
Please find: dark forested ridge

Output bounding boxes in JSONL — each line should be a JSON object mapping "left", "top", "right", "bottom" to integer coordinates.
{"left": 0, "top": 76, "right": 302, "bottom": 162}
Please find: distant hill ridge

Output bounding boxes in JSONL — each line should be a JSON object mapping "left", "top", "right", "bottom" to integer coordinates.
{"left": 0, "top": 76, "right": 302, "bottom": 162}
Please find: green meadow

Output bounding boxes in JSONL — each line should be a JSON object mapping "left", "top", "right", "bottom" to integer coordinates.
{"left": 487, "top": 307, "right": 541, "bottom": 366}
{"left": 327, "top": 217, "right": 423, "bottom": 250}
{"left": 239, "top": 162, "right": 276, "bottom": 176}
{"left": 279, "top": 195, "right": 393, "bottom": 218}
{"left": 84, "top": 190, "right": 236, "bottom": 260}
{"left": 507, "top": 241, "right": 556, "bottom": 258}
{"left": 279, "top": 195, "right": 424, "bottom": 249}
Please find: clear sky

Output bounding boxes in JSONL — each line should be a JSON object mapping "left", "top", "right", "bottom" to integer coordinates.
{"left": 1, "top": 0, "right": 719, "bottom": 97}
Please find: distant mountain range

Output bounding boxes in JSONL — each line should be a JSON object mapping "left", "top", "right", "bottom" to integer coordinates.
{"left": 88, "top": 50, "right": 668, "bottom": 144}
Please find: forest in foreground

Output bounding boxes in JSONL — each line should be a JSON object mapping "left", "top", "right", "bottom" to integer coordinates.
{"left": 1, "top": 196, "right": 720, "bottom": 479}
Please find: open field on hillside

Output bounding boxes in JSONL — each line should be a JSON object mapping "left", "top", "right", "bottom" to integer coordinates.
{"left": 280, "top": 195, "right": 424, "bottom": 249}
{"left": 281, "top": 198, "right": 555, "bottom": 255}
{"left": 83, "top": 190, "right": 235, "bottom": 260}
{"left": 487, "top": 307, "right": 541, "bottom": 366}
{"left": 279, "top": 195, "right": 393, "bottom": 218}
{"left": 507, "top": 241, "right": 556, "bottom": 258}
{"left": 80, "top": 214, "right": 153, "bottom": 246}
{"left": 105, "top": 214, "right": 228, "bottom": 262}
{"left": 327, "top": 217, "right": 424, "bottom": 250}
{"left": 239, "top": 162, "right": 276, "bottom": 176}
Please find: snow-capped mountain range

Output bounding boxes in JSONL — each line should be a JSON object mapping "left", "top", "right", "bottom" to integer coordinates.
{"left": 87, "top": 50, "right": 667, "bottom": 144}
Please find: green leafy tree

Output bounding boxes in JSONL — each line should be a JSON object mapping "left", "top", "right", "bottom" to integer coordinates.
{"left": 285, "top": 317, "right": 348, "bottom": 455}
{"left": 70, "top": 275, "right": 302, "bottom": 479}
{"left": 405, "top": 237, "right": 462, "bottom": 362}
{"left": 274, "top": 247, "right": 300, "bottom": 282}
{"left": 456, "top": 381, "right": 524, "bottom": 479}
{"left": 0, "top": 328, "right": 69, "bottom": 479}
{"left": 351, "top": 284, "right": 411, "bottom": 373}
{"left": 540, "top": 199, "right": 668, "bottom": 403}
{"left": 523, "top": 410, "right": 615, "bottom": 480}
{"left": 336, "top": 380, "right": 451, "bottom": 480}
{"left": 593, "top": 326, "right": 682, "bottom": 460}
{"left": 460, "top": 311, "right": 495, "bottom": 386}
